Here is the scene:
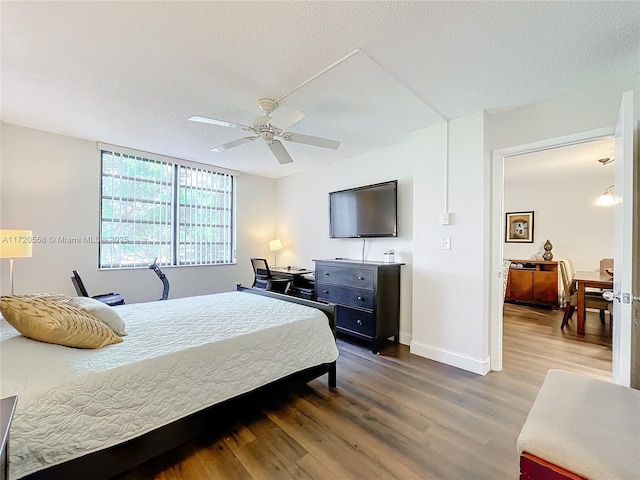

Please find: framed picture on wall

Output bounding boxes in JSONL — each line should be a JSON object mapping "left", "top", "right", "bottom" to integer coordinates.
{"left": 505, "top": 211, "right": 534, "bottom": 243}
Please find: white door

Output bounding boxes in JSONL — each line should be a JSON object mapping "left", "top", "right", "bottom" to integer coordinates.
{"left": 610, "top": 90, "right": 635, "bottom": 386}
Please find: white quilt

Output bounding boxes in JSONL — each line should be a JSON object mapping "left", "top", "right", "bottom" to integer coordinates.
{"left": 0, "top": 291, "right": 338, "bottom": 480}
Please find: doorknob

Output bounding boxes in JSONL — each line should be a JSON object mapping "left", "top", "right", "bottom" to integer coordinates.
{"left": 603, "top": 291, "right": 638, "bottom": 303}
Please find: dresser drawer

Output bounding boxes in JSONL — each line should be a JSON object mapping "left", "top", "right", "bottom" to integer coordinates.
{"left": 316, "top": 265, "right": 374, "bottom": 289}
{"left": 316, "top": 283, "right": 374, "bottom": 310}
{"left": 336, "top": 306, "right": 374, "bottom": 338}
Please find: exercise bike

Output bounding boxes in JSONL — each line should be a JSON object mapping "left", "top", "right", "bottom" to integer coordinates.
{"left": 149, "top": 257, "right": 170, "bottom": 300}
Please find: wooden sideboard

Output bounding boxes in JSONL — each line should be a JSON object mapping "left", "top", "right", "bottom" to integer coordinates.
{"left": 505, "top": 260, "right": 558, "bottom": 309}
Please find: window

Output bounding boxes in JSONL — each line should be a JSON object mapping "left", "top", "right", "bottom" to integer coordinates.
{"left": 100, "top": 149, "right": 235, "bottom": 268}
{"left": 177, "top": 165, "right": 234, "bottom": 265}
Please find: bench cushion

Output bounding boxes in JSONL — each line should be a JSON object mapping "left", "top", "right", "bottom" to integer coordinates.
{"left": 517, "top": 369, "right": 640, "bottom": 480}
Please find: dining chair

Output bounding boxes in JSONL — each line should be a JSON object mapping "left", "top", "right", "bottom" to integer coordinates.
{"left": 249, "top": 258, "right": 291, "bottom": 293}
{"left": 502, "top": 259, "right": 511, "bottom": 300}
{"left": 600, "top": 258, "right": 614, "bottom": 274}
{"left": 558, "top": 262, "right": 611, "bottom": 329}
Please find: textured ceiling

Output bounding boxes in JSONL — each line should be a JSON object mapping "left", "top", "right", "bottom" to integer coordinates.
{"left": 504, "top": 137, "right": 615, "bottom": 188}
{"left": 2, "top": 1, "right": 639, "bottom": 178}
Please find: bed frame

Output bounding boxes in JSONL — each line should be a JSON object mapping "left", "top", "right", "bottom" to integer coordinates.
{"left": 22, "top": 286, "right": 337, "bottom": 480}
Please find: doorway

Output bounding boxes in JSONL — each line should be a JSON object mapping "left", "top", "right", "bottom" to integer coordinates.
{"left": 490, "top": 126, "right": 616, "bottom": 372}
{"left": 501, "top": 137, "right": 615, "bottom": 376}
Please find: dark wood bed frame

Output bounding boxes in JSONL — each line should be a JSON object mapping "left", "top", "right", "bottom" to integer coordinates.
{"left": 22, "top": 286, "right": 337, "bottom": 480}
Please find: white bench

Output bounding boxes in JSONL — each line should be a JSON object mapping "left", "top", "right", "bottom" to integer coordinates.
{"left": 517, "top": 369, "right": 640, "bottom": 480}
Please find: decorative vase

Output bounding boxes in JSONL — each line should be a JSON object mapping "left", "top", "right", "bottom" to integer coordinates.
{"left": 542, "top": 239, "right": 553, "bottom": 260}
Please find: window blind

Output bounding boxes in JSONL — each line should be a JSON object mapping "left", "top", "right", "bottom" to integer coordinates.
{"left": 100, "top": 149, "right": 234, "bottom": 269}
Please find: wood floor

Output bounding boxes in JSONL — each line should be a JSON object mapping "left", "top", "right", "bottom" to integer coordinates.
{"left": 117, "top": 305, "right": 611, "bottom": 480}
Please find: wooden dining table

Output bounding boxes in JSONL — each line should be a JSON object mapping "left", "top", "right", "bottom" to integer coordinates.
{"left": 573, "top": 270, "right": 614, "bottom": 335}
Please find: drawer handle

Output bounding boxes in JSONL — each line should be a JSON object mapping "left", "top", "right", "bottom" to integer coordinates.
{"left": 323, "top": 290, "right": 329, "bottom": 294}
{"left": 358, "top": 276, "right": 364, "bottom": 280}
{"left": 357, "top": 319, "right": 363, "bottom": 325}
{"left": 357, "top": 296, "right": 363, "bottom": 301}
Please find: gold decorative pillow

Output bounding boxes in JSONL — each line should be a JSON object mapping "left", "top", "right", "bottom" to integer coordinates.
{"left": 0, "top": 295, "right": 123, "bottom": 349}
{"left": 8, "top": 292, "right": 71, "bottom": 303}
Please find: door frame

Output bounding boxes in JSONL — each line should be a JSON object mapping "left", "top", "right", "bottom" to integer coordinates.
{"left": 490, "top": 126, "right": 616, "bottom": 372}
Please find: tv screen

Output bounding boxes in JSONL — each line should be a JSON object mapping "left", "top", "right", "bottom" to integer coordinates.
{"left": 329, "top": 180, "right": 397, "bottom": 238}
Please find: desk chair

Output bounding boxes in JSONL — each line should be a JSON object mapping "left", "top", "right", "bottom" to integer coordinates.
{"left": 249, "top": 258, "right": 291, "bottom": 294}
{"left": 71, "top": 270, "right": 125, "bottom": 306}
{"left": 558, "top": 263, "right": 610, "bottom": 329}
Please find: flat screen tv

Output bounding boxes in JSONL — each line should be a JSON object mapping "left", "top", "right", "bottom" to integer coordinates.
{"left": 329, "top": 180, "right": 397, "bottom": 238}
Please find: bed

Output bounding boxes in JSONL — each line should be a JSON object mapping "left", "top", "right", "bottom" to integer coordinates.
{"left": 0, "top": 286, "right": 338, "bottom": 480}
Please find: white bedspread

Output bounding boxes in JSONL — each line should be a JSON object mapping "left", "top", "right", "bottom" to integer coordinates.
{"left": 0, "top": 291, "right": 338, "bottom": 479}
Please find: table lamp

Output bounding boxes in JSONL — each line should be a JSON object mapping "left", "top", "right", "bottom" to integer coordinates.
{"left": 269, "top": 239, "right": 283, "bottom": 267}
{"left": 0, "top": 229, "right": 33, "bottom": 294}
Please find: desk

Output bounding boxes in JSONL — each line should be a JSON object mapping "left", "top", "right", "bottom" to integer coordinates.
{"left": 573, "top": 271, "right": 613, "bottom": 335}
{"left": 270, "top": 266, "right": 315, "bottom": 299}
{"left": 270, "top": 266, "right": 314, "bottom": 276}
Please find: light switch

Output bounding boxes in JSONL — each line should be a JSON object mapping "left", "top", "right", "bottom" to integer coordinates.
{"left": 441, "top": 212, "right": 450, "bottom": 225}
{"left": 441, "top": 236, "right": 451, "bottom": 250}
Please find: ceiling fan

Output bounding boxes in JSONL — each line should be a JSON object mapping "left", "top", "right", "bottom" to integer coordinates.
{"left": 189, "top": 98, "right": 341, "bottom": 164}
{"left": 189, "top": 49, "right": 364, "bottom": 165}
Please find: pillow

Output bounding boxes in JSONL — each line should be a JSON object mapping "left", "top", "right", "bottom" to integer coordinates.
{"left": 7, "top": 292, "right": 71, "bottom": 303}
{"left": 68, "top": 296, "right": 127, "bottom": 336}
{"left": 0, "top": 295, "right": 122, "bottom": 349}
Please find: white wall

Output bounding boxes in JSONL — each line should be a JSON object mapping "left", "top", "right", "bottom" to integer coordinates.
{"left": 503, "top": 161, "right": 615, "bottom": 271}
{"left": 490, "top": 75, "right": 640, "bottom": 149}
{"left": 0, "top": 123, "right": 277, "bottom": 303}
{"left": 275, "top": 139, "right": 415, "bottom": 345}
{"left": 411, "top": 112, "right": 491, "bottom": 374}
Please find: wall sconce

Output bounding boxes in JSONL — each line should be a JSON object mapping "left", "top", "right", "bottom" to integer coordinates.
{"left": 0, "top": 229, "right": 33, "bottom": 294}
{"left": 269, "top": 239, "right": 283, "bottom": 267}
{"left": 595, "top": 185, "right": 616, "bottom": 207}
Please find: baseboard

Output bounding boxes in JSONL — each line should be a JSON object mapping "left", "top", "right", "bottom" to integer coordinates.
{"left": 399, "top": 332, "right": 411, "bottom": 346}
{"left": 409, "top": 341, "right": 491, "bottom": 375}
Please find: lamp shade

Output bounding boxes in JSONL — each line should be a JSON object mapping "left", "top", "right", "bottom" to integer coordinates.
{"left": 269, "top": 239, "right": 283, "bottom": 252}
{"left": 0, "top": 230, "right": 33, "bottom": 258}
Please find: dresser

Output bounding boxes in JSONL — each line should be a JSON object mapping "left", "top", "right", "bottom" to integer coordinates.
{"left": 314, "top": 259, "right": 403, "bottom": 353}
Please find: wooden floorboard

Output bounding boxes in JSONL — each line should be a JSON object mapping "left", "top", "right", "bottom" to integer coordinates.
{"left": 116, "top": 304, "right": 611, "bottom": 479}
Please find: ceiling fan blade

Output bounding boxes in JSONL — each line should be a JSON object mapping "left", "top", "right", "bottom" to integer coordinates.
{"left": 281, "top": 132, "right": 340, "bottom": 150}
{"left": 268, "top": 106, "right": 306, "bottom": 130}
{"left": 210, "top": 136, "right": 257, "bottom": 152}
{"left": 189, "top": 115, "right": 252, "bottom": 130}
{"left": 267, "top": 140, "right": 293, "bottom": 164}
